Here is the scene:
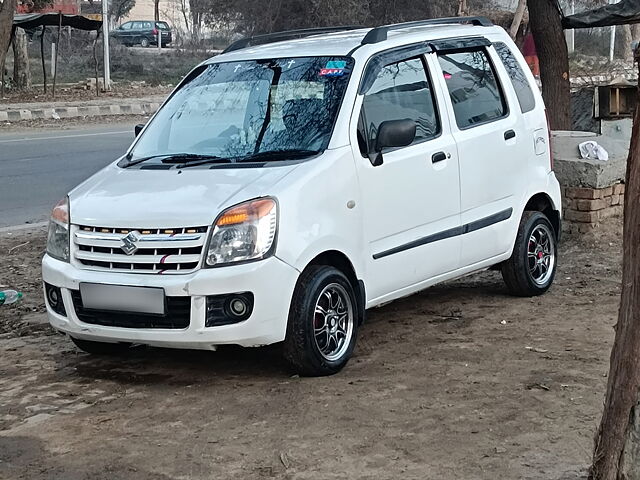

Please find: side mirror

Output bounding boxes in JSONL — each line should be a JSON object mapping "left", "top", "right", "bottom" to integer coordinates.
{"left": 134, "top": 124, "right": 145, "bottom": 136}
{"left": 369, "top": 119, "right": 417, "bottom": 166}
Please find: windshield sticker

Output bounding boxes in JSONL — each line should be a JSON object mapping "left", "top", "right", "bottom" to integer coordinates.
{"left": 320, "top": 60, "right": 348, "bottom": 77}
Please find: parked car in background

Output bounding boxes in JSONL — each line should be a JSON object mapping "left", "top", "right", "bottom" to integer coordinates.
{"left": 111, "top": 20, "right": 172, "bottom": 47}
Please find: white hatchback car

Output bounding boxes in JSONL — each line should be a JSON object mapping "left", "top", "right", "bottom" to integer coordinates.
{"left": 43, "top": 17, "right": 561, "bottom": 376}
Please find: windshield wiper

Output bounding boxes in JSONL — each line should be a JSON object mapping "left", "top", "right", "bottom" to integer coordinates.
{"left": 121, "top": 153, "right": 229, "bottom": 168}
{"left": 162, "top": 154, "right": 231, "bottom": 168}
{"left": 237, "top": 149, "right": 320, "bottom": 163}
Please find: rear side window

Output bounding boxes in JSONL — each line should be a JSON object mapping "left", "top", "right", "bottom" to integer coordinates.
{"left": 438, "top": 50, "right": 507, "bottom": 129}
{"left": 360, "top": 57, "right": 440, "bottom": 152}
{"left": 133, "top": 22, "right": 143, "bottom": 29}
{"left": 494, "top": 42, "right": 536, "bottom": 113}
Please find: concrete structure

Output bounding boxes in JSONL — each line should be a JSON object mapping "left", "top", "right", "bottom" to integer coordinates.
{"left": 552, "top": 131, "right": 627, "bottom": 233}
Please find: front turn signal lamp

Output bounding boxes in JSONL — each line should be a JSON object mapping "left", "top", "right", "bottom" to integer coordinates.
{"left": 205, "top": 197, "right": 278, "bottom": 267}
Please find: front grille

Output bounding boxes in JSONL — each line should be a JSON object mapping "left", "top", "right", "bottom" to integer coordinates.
{"left": 73, "top": 225, "right": 208, "bottom": 274}
{"left": 70, "top": 290, "right": 190, "bottom": 329}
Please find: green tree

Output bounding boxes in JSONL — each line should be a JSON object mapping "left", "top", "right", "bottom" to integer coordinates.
{"left": 109, "top": 0, "right": 136, "bottom": 24}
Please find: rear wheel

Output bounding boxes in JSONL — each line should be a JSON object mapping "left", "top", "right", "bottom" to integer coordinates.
{"left": 140, "top": 37, "right": 150, "bottom": 48}
{"left": 71, "top": 337, "right": 131, "bottom": 355}
{"left": 283, "top": 266, "right": 358, "bottom": 376}
{"left": 501, "top": 211, "right": 557, "bottom": 296}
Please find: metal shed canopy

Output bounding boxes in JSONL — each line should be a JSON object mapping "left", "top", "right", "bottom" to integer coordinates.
{"left": 13, "top": 13, "right": 102, "bottom": 31}
{"left": 563, "top": 0, "right": 640, "bottom": 29}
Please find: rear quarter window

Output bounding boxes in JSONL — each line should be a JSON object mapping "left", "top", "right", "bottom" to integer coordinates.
{"left": 494, "top": 42, "right": 536, "bottom": 114}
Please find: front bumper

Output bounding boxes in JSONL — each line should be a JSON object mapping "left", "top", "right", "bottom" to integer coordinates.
{"left": 42, "top": 254, "right": 299, "bottom": 349}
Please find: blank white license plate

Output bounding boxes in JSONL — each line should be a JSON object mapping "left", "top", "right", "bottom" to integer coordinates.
{"left": 80, "top": 283, "right": 165, "bottom": 315}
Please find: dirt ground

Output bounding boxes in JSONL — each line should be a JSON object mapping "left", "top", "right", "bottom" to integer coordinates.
{"left": 0, "top": 221, "right": 623, "bottom": 480}
{"left": 0, "top": 84, "right": 173, "bottom": 106}
{"left": 0, "top": 114, "right": 152, "bottom": 132}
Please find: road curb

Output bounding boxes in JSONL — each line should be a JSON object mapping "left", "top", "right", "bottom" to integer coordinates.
{"left": 0, "top": 102, "right": 161, "bottom": 122}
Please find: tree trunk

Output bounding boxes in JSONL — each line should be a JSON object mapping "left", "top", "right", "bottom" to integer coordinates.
{"left": 527, "top": 0, "right": 571, "bottom": 130}
{"left": 457, "top": 0, "right": 468, "bottom": 17}
{"left": 0, "top": 0, "right": 17, "bottom": 85}
{"left": 12, "top": 28, "right": 31, "bottom": 90}
{"left": 509, "top": 0, "right": 527, "bottom": 39}
{"left": 154, "top": 0, "right": 160, "bottom": 22}
{"left": 589, "top": 48, "right": 640, "bottom": 480}
{"left": 632, "top": 24, "right": 640, "bottom": 43}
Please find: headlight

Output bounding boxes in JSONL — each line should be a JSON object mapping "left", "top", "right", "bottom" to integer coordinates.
{"left": 206, "top": 197, "right": 277, "bottom": 267}
{"left": 46, "top": 197, "right": 70, "bottom": 262}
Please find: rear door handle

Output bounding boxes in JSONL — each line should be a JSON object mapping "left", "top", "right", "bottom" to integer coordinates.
{"left": 432, "top": 151, "right": 447, "bottom": 163}
{"left": 504, "top": 130, "right": 516, "bottom": 141}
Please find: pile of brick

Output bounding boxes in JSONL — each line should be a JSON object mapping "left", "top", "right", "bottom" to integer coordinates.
{"left": 562, "top": 183, "right": 625, "bottom": 233}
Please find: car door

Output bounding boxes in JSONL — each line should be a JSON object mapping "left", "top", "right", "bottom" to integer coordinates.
{"left": 131, "top": 21, "right": 143, "bottom": 43}
{"left": 115, "top": 21, "right": 131, "bottom": 42}
{"left": 433, "top": 40, "right": 525, "bottom": 266}
{"left": 352, "top": 49, "right": 462, "bottom": 302}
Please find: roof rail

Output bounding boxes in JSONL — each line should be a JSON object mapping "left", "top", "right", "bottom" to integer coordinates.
{"left": 361, "top": 16, "right": 493, "bottom": 45}
{"left": 222, "top": 26, "right": 363, "bottom": 54}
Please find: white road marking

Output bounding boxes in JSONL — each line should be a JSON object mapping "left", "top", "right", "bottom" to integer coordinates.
{"left": 0, "top": 130, "right": 131, "bottom": 144}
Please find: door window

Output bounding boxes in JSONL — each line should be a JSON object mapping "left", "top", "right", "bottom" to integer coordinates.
{"left": 143, "top": 22, "right": 153, "bottom": 29}
{"left": 132, "top": 22, "right": 143, "bottom": 29}
{"left": 493, "top": 42, "right": 536, "bottom": 113}
{"left": 438, "top": 49, "right": 507, "bottom": 129}
{"left": 359, "top": 57, "right": 440, "bottom": 154}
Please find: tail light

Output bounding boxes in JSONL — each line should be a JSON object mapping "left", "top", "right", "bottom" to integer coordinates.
{"left": 545, "top": 110, "right": 554, "bottom": 171}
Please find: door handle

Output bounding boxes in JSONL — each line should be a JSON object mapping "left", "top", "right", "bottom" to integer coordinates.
{"left": 432, "top": 151, "right": 447, "bottom": 163}
{"left": 504, "top": 130, "right": 516, "bottom": 141}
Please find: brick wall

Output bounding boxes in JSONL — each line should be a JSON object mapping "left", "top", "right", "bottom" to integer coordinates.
{"left": 562, "top": 183, "right": 625, "bottom": 233}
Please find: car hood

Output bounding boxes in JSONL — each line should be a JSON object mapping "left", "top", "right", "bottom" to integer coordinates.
{"left": 69, "top": 162, "right": 299, "bottom": 228}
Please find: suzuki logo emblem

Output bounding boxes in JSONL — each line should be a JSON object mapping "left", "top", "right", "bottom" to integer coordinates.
{"left": 121, "top": 231, "right": 141, "bottom": 255}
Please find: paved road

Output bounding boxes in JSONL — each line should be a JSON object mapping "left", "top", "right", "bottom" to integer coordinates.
{"left": 0, "top": 123, "right": 136, "bottom": 228}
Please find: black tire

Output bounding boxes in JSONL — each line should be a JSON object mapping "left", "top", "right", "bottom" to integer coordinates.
{"left": 283, "top": 265, "right": 358, "bottom": 376}
{"left": 501, "top": 211, "right": 558, "bottom": 297}
{"left": 71, "top": 337, "right": 131, "bottom": 355}
{"left": 140, "top": 37, "right": 150, "bottom": 48}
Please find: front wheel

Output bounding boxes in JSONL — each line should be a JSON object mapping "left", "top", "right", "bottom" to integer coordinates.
{"left": 283, "top": 266, "right": 358, "bottom": 376}
{"left": 501, "top": 211, "right": 557, "bottom": 296}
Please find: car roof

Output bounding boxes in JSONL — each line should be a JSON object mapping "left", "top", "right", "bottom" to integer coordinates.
{"left": 210, "top": 23, "right": 505, "bottom": 63}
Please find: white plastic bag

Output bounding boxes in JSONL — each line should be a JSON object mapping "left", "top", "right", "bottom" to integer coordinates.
{"left": 578, "top": 141, "right": 609, "bottom": 161}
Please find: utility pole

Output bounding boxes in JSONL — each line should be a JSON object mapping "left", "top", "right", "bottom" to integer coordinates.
{"left": 609, "top": 0, "right": 617, "bottom": 62}
{"left": 102, "top": 0, "right": 111, "bottom": 91}
{"left": 567, "top": 0, "right": 575, "bottom": 53}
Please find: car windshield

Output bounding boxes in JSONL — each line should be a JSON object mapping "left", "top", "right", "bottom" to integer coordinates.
{"left": 128, "top": 56, "right": 354, "bottom": 165}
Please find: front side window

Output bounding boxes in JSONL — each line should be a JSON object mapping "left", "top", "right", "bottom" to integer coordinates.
{"left": 156, "top": 22, "right": 170, "bottom": 30}
{"left": 359, "top": 57, "right": 439, "bottom": 153}
{"left": 438, "top": 49, "right": 507, "bottom": 129}
{"left": 494, "top": 42, "right": 536, "bottom": 114}
{"left": 129, "top": 57, "right": 353, "bottom": 165}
